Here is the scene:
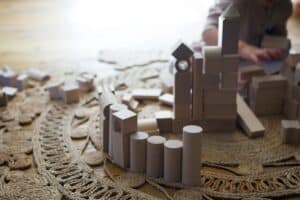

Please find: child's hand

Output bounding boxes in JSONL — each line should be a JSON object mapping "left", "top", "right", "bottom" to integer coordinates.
{"left": 238, "top": 40, "right": 283, "bottom": 64}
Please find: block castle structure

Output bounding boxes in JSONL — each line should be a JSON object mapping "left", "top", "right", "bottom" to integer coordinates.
{"left": 172, "top": 4, "right": 240, "bottom": 133}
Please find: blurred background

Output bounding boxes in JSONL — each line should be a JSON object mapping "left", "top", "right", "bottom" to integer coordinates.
{"left": 0, "top": 0, "right": 299, "bottom": 72}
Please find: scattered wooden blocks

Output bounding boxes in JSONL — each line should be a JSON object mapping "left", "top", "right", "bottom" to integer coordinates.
{"left": 16, "top": 74, "right": 29, "bottom": 91}
{"left": 155, "top": 111, "right": 173, "bottom": 133}
{"left": 158, "top": 93, "right": 174, "bottom": 107}
{"left": 26, "top": 68, "right": 49, "bottom": 81}
{"left": 61, "top": 82, "right": 80, "bottom": 104}
{"left": 132, "top": 89, "right": 162, "bottom": 100}
{"left": 218, "top": 4, "right": 240, "bottom": 55}
{"left": 2, "top": 87, "right": 17, "bottom": 100}
{"left": 281, "top": 120, "right": 300, "bottom": 144}
{"left": 237, "top": 94, "right": 265, "bottom": 138}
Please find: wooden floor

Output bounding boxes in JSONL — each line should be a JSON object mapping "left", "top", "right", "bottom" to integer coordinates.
{"left": 0, "top": 0, "right": 299, "bottom": 73}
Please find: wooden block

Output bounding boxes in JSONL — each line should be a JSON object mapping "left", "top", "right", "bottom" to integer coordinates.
{"left": 159, "top": 93, "right": 174, "bottom": 107}
{"left": 112, "top": 109, "right": 137, "bottom": 168}
{"left": 281, "top": 120, "right": 300, "bottom": 144}
{"left": 174, "top": 71, "right": 192, "bottom": 104}
{"left": 192, "top": 53, "right": 204, "bottom": 121}
{"left": 164, "top": 140, "right": 182, "bottom": 183}
{"left": 47, "top": 81, "right": 64, "bottom": 100}
{"left": 130, "top": 132, "right": 148, "bottom": 173}
{"left": 221, "top": 72, "right": 238, "bottom": 89}
{"left": 192, "top": 88, "right": 203, "bottom": 121}
{"left": 108, "top": 104, "right": 128, "bottom": 158}
{"left": 61, "top": 82, "right": 80, "bottom": 104}
{"left": 113, "top": 109, "right": 137, "bottom": 135}
{"left": 155, "top": 111, "right": 173, "bottom": 133}
{"left": 76, "top": 76, "right": 94, "bottom": 92}
{"left": 237, "top": 94, "right": 265, "bottom": 138}
{"left": 204, "top": 104, "right": 236, "bottom": 119}
{"left": 146, "top": 135, "right": 166, "bottom": 178}
{"left": 172, "top": 42, "right": 194, "bottom": 60}
{"left": 122, "top": 93, "right": 139, "bottom": 112}
{"left": 251, "top": 75, "right": 287, "bottom": 89}
{"left": 173, "top": 104, "right": 191, "bottom": 120}
{"left": 103, "top": 118, "right": 109, "bottom": 153}
{"left": 16, "top": 74, "right": 28, "bottom": 91}
{"left": 203, "top": 46, "right": 222, "bottom": 73}
{"left": 2, "top": 87, "right": 17, "bottom": 100}
{"left": 250, "top": 102, "right": 283, "bottom": 116}
{"left": 0, "top": 71, "right": 17, "bottom": 87}
{"left": 204, "top": 89, "right": 236, "bottom": 105}
{"left": 239, "top": 65, "right": 266, "bottom": 82}
{"left": 221, "top": 54, "right": 239, "bottom": 72}
{"left": 26, "top": 68, "right": 50, "bottom": 81}
{"left": 137, "top": 118, "right": 158, "bottom": 133}
{"left": 261, "top": 35, "right": 290, "bottom": 57}
{"left": 218, "top": 4, "right": 240, "bottom": 55}
{"left": 132, "top": 89, "right": 162, "bottom": 100}
{"left": 182, "top": 125, "right": 202, "bottom": 186}
{"left": 202, "top": 73, "right": 220, "bottom": 89}
{"left": 0, "top": 91, "right": 7, "bottom": 107}
{"left": 283, "top": 98, "right": 299, "bottom": 120}
{"left": 200, "top": 118, "right": 236, "bottom": 132}
{"left": 250, "top": 87, "right": 285, "bottom": 105}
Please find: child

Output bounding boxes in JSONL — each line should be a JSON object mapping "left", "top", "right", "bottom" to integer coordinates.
{"left": 202, "top": 0, "right": 293, "bottom": 64}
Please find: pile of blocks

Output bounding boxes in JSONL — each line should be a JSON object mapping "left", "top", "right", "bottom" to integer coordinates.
{"left": 249, "top": 75, "right": 287, "bottom": 116}
{"left": 172, "top": 4, "right": 240, "bottom": 133}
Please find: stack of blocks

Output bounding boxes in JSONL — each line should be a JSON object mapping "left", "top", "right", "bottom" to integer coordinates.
{"left": 249, "top": 75, "right": 287, "bottom": 116}
{"left": 172, "top": 4, "right": 240, "bottom": 133}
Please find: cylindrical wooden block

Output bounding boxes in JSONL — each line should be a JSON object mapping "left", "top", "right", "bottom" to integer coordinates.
{"left": 146, "top": 135, "right": 166, "bottom": 178}
{"left": 182, "top": 125, "right": 203, "bottom": 186}
{"left": 108, "top": 104, "right": 128, "bottom": 159}
{"left": 130, "top": 132, "right": 149, "bottom": 173}
{"left": 164, "top": 140, "right": 182, "bottom": 183}
{"left": 138, "top": 118, "right": 158, "bottom": 132}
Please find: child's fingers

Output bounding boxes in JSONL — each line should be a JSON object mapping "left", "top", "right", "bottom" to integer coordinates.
{"left": 249, "top": 53, "right": 260, "bottom": 64}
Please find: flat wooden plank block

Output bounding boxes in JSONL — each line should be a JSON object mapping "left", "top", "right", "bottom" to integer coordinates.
{"left": 159, "top": 93, "right": 174, "bottom": 106}
{"left": 251, "top": 75, "right": 287, "bottom": 89}
{"left": 132, "top": 88, "right": 162, "bottom": 100}
{"left": 237, "top": 94, "right": 265, "bottom": 138}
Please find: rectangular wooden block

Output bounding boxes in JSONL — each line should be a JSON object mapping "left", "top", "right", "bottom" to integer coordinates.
{"left": 16, "top": 74, "right": 28, "bottom": 91}
{"left": 251, "top": 75, "right": 287, "bottom": 89}
{"left": 281, "top": 120, "right": 300, "bottom": 144}
{"left": 2, "top": 87, "right": 17, "bottom": 100}
{"left": 204, "top": 89, "right": 236, "bottom": 105}
{"left": 295, "top": 64, "right": 300, "bottom": 86}
{"left": 26, "top": 68, "right": 50, "bottom": 81}
{"left": 249, "top": 87, "right": 285, "bottom": 105}
{"left": 159, "top": 93, "right": 174, "bottom": 107}
{"left": 155, "top": 111, "right": 173, "bottom": 133}
{"left": 192, "top": 53, "right": 203, "bottom": 91}
{"left": 201, "top": 118, "right": 236, "bottom": 132}
{"left": 113, "top": 131, "right": 131, "bottom": 168}
{"left": 203, "top": 73, "right": 220, "bottom": 89}
{"left": 283, "top": 98, "right": 299, "bottom": 120}
{"left": 261, "top": 35, "right": 290, "bottom": 57}
{"left": 192, "top": 88, "right": 203, "bottom": 121}
{"left": 47, "top": 81, "right": 64, "bottom": 100}
{"left": 174, "top": 71, "right": 192, "bottom": 104}
{"left": 173, "top": 103, "right": 191, "bottom": 120}
{"left": 239, "top": 65, "right": 266, "bottom": 82}
{"left": 132, "top": 89, "right": 162, "bottom": 100}
{"left": 222, "top": 55, "right": 239, "bottom": 72}
{"left": 237, "top": 94, "right": 265, "bottom": 138}
{"left": 122, "top": 93, "right": 139, "bottom": 112}
{"left": 221, "top": 72, "right": 238, "bottom": 89}
{"left": 203, "top": 46, "right": 222, "bottom": 74}
{"left": 61, "top": 82, "right": 80, "bottom": 104}
{"left": 113, "top": 109, "right": 137, "bottom": 135}
{"left": 0, "top": 71, "right": 17, "bottom": 87}
{"left": 204, "top": 104, "right": 237, "bottom": 119}
{"left": 250, "top": 101, "right": 283, "bottom": 116}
